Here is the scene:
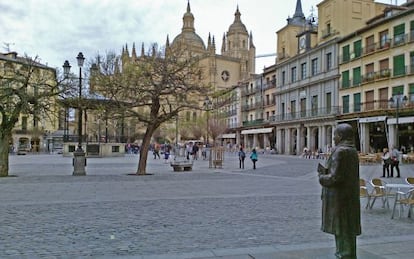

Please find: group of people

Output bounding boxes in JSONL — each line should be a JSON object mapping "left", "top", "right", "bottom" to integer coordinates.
{"left": 237, "top": 147, "right": 258, "bottom": 170}
{"left": 381, "top": 146, "right": 401, "bottom": 178}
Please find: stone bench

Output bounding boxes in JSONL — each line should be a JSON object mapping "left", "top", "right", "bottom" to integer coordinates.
{"left": 170, "top": 161, "right": 193, "bottom": 172}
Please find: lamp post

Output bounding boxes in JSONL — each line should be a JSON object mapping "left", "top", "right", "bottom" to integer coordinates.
{"left": 204, "top": 96, "right": 212, "bottom": 146}
{"left": 389, "top": 94, "right": 408, "bottom": 149}
{"left": 63, "top": 52, "right": 86, "bottom": 176}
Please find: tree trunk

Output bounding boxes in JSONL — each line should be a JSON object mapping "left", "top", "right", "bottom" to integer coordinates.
{"left": 0, "top": 131, "right": 11, "bottom": 177}
{"left": 136, "top": 125, "right": 156, "bottom": 175}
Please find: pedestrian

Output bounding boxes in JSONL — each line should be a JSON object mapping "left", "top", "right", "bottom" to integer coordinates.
{"left": 250, "top": 148, "right": 258, "bottom": 169}
{"left": 164, "top": 146, "right": 170, "bottom": 163}
{"left": 238, "top": 147, "right": 246, "bottom": 169}
{"left": 186, "top": 142, "right": 193, "bottom": 160}
{"left": 390, "top": 146, "right": 401, "bottom": 177}
{"left": 318, "top": 123, "right": 361, "bottom": 259}
{"left": 381, "top": 148, "right": 391, "bottom": 178}
{"left": 192, "top": 143, "right": 199, "bottom": 160}
{"left": 153, "top": 143, "right": 161, "bottom": 159}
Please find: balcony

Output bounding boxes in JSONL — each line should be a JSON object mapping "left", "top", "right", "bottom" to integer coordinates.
{"left": 242, "top": 119, "right": 265, "bottom": 127}
{"left": 271, "top": 106, "right": 340, "bottom": 122}
{"left": 340, "top": 99, "right": 414, "bottom": 115}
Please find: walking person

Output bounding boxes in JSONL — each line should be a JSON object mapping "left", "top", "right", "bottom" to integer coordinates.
{"left": 390, "top": 146, "right": 401, "bottom": 177}
{"left": 238, "top": 147, "right": 246, "bottom": 169}
{"left": 250, "top": 148, "right": 258, "bottom": 170}
{"left": 381, "top": 148, "right": 391, "bottom": 178}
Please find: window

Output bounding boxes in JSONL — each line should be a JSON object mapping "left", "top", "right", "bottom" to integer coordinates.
{"left": 353, "top": 67, "right": 361, "bottom": 86}
{"left": 281, "top": 103, "right": 285, "bottom": 120}
{"left": 300, "top": 98, "right": 306, "bottom": 117}
{"left": 410, "top": 83, "right": 414, "bottom": 103}
{"left": 291, "top": 66, "right": 297, "bottom": 83}
{"left": 301, "top": 62, "right": 307, "bottom": 79}
{"left": 186, "top": 111, "right": 191, "bottom": 121}
{"left": 342, "top": 70, "right": 350, "bottom": 88}
{"left": 326, "top": 53, "right": 332, "bottom": 71}
{"left": 379, "top": 87, "right": 389, "bottom": 108}
{"left": 365, "top": 35, "right": 375, "bottom": 53}
{"left": 379, "top": 30, "right": 389, "bottom": 48}
{"left": 379, "top": 58, "right": 390, "bottom": 77}
{"left": 326, "top": 92, "right": 332, "bottom": 114}
{"left": 354, "top": 40, "right": 362, "bottom": 58}
{"left": 282, "top": 71, "right": 286, "bottom": 85}
{"left": 365, "top": 63, "right": 374, "bottom": 82}
{"left": 411, "top": 20, "right": 414, "bottom": 41}
{"left": 290, "top": 100, "right": 296, "bottom": 119}
{"left": 390, "top": 85, "right": 405, "bottom": 108}
{"left": 353, "top": 93, "right": 361, "bottom": 112}
{"left": 393, "top": 23, "right": 405, "bottom": 46}
{"left": 311, "top": 58, "right": 318, "bottom": 75}
{"left": 365, "top": 90, "right": 374, "bottom": 110}
{"left": 342, "top": 45, "right": 350, "bottom": 62}
{"left": 342, "top": 95, "right": 350, "bottom": 113}
{"left": 410, "top": 51, "right": 414, "bottom": 74}
{"left": 393, "top": 54, "right": 405, "bottom": 76}
{"left": 311, "top": 95, "right": 318, "bottom": 116}
{"left": 266, "top": 94, "right": 270, "bottom": 105}
{"left": 192, "top": 112, "right": 197, "bottom": 122}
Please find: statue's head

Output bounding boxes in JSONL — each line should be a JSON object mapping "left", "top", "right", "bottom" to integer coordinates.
{"left": 334, "top": 123, "right": 354, "bottom": 145}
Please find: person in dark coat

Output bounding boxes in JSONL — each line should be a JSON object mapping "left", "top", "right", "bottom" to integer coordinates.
{"left": 318, "top": 123, "right": 361, "bottom": 259}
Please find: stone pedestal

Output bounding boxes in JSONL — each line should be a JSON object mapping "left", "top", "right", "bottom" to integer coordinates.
{"left": 73, "top": 149, "right": 86, "bottom": 176}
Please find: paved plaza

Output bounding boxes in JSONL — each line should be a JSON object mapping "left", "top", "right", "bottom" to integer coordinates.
{"left": 1, "top": 152, "right": 414, "bottom": 258}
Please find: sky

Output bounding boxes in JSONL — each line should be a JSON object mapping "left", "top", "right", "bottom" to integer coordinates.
{"left": 0, "top": 0, "right": 402, "bottom": 74}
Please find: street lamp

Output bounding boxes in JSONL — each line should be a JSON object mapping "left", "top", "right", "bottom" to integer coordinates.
{"left": 204, "top": 96, "right": 212, "bottom": 146}
{"left": 63, "top": 52, "right": 86, "bottom": 176}
{"left": 389, "top": 94, "right": 408, "bottom": 149}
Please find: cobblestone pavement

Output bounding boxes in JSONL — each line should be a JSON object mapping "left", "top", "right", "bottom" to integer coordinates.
{"left": 1, "top": 153, "right": 413, "bottom": 258}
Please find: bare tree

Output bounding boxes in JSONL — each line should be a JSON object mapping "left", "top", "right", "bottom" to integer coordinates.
{"left": 91, "top": 46, "right": 208, "bottom": 175}
{"left": 0, "top": 55, "right": 65, "bottom": 177}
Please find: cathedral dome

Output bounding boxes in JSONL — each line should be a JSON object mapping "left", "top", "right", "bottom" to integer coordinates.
{"left": 227, "top": 7, "right": 248, "bottom": 35}
{"left": 171, "top": 2, "right": 206, "bottom": 53}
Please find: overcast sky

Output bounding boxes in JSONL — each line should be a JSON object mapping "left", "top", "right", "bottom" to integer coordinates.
{"left": 0, "top": 0, "right": 401, "bottom": 74}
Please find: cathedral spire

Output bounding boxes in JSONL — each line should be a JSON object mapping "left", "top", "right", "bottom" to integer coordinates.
{"left": 131, "top": 42, "right": 137, "bottom": 59}
{"left": 221, "top": 33, "right": 226, "bottom": 53}
{"left": 182, "top": 0, "right": 195, "bottom": 33}
{"left": 141, "top": 43, "right": 145, "bottom": 57}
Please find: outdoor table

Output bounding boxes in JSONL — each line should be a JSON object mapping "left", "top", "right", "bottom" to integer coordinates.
{"left": 385, "top": 183, "right": 413, "bottom": 208}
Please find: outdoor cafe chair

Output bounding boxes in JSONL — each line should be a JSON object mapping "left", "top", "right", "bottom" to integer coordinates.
{"left": 391, "top": 188, "right": 414, "bottom": 219}
{"left": 369, "top": 178, "right": 388, "bottom": 209}
{"left": 359, "top": 179, "right": 372, "bottom": 209}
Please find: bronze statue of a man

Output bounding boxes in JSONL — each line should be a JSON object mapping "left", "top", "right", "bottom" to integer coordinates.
{"left": 318, "top": 123, "right": 361, "bottom": 258}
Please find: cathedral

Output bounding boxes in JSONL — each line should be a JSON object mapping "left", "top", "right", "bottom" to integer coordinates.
{"left": 121, "top": 1, "right": 256, "bottom": 93}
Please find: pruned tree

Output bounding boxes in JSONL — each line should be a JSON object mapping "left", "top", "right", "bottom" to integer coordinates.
{"left": 91, "top": 46, "right": 208, "bottom": 175}
{"left": 0, "top": 54, "right": 66, "bottom": 177}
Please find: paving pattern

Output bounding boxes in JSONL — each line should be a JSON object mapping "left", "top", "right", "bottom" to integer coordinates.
{"left": 1, "top": 153, "right": 413, "bottom": 258}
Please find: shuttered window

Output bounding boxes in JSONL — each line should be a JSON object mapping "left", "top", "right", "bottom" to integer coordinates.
{"left": 354, "top": 93, "right": 361, "bottom": 112}
{"left": 342, "top": 70, "right": 350, "bottom": 88}
{"left": 353, "top": 67, "right": 361, "bottom": 86}
{"left": 392, "top": 85, "right": 404, "bottom": 96}
{"left": 342, "top": 95, "right": 350, "bottom": 113}
{"left": 394, "top": 24, "right": 405, "bottom": 45}
{"left": 393, "top": 55, "right": 405, "bottom": 76}
{"left": 354, "top": 40, "right": 362, "bottom": 58}
{"left": 342, "top": 45, "right": 350, "bottom": 62}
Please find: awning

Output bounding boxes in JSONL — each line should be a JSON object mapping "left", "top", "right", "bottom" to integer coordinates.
{"left": 219, "top": 133, "right": 236, "bottom": 139}
{"left": 241, "top": 128, "right": 273, "bottom": 135}
{"left": 359, "top": 116, "right": 387, "bottom": 123}
{"left": 387, "top": 116, "right": 414, "bottom": 125}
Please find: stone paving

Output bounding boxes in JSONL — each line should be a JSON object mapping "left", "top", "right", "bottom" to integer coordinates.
{"left": 0, "top": 153, "right": 413, "bottom": 258}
